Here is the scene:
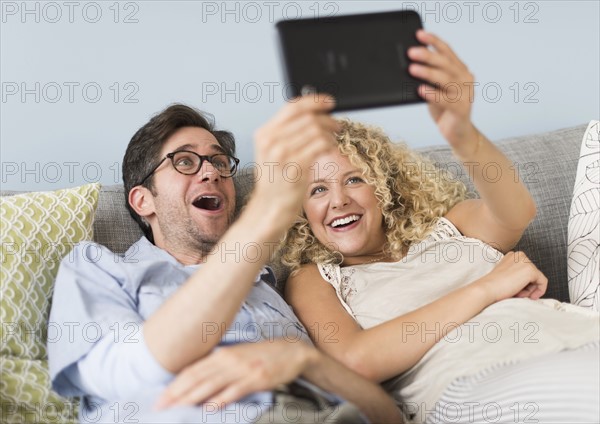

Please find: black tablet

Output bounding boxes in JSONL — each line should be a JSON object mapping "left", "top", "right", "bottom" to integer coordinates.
{"left": 276, "top": 10, "right": 425, "bottom": 111}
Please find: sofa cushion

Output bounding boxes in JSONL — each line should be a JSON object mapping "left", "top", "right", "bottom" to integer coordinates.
{"left": 0, "top": 357, "right": 77, "bottom": 424}
{"left": 421, "top": 124, "right": 586, "bottom": 302}
{"left": 0, "top": 183, "right": 100, "bottom": 358}
{"left": 567, "top": 120, "right": 600, "bottom": 309}
{"left": 91, "top": 184, "right": 142, "bottom": 253}
{"left": 0, "top": 183, "right": 100, "bottom": 423}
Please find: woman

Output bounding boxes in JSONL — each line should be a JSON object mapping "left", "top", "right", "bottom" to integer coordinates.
{"left": 281, "top": 30, "right": 599, "bottom": 423}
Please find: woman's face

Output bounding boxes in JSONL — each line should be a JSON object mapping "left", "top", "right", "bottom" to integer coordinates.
{"left": 303, "top": 149, "right": 387, "bottom": 264}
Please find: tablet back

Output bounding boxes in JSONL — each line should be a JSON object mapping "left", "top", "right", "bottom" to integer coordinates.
{"left": 276, "top": 10, "right": 425, "bottom": 111}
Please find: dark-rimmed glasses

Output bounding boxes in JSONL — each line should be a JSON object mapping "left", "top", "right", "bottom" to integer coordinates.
{"left": 138, "top": 150, "right": 240, "bottom": 186}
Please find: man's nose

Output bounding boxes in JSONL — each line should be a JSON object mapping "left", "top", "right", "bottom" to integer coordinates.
{"left": 196, "top": 159, "right": 220, "bottom": 182}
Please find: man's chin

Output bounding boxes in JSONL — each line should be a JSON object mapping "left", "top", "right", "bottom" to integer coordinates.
{"left": 189, "top": 237, "right": 217, "bottom": 258}
{"left": 195, "top": 228, "right": 227, "bottom": 249}
{"left": 207, "top": 206, "right": 235, "bottom": 226}
{"left": 190, "top": 212, "right": 234, "bottom": 250}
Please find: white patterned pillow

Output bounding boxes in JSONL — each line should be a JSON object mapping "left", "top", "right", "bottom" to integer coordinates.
{"left": 0, "top": 183, "right": 100, "bottom": 423}
{"left": 567, "top": 121, "right": 600, "bottom": 310}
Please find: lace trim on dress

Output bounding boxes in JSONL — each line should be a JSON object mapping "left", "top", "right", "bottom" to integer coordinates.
{"left": 318, "top": 263, "right": 338, "bottom": 286}
{"left": 317, "top": 263, "right": 357, "bottom": 318}
{"left": 339, "top": 268, "right": 357, "bottom": 302}
{"left": 318, "top": 263, "right": 358, "bottom": 303}
{"left": 430, "top": 217, "right": 504, "bottom": 262}
{"left": 430, "top": 217, "right": 463, "bottom": 241}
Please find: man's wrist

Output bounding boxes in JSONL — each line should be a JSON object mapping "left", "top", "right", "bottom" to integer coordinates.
{"left": 243, "top": 192, "right": 300, "bottom": 238}
{"left": 300, "top": 344, "right": 322, "bottom": 375}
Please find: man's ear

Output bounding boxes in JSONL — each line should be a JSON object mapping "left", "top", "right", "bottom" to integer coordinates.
{"left": 128, "top": 186, "right": 155, "bottom": 219}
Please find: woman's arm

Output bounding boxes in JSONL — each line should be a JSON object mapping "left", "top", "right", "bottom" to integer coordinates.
{"left": 443, "top": 130, "right": 537, "bottom": 252}
{"left": 408, "top": 31, "right": 536, "bottom": 252}
{"left": 286, "top": 253, "right": 547, "bottom": 382}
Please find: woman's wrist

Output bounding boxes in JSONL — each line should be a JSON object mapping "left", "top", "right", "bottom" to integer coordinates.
{"left": 467, "top": 276, "right": 498, "bottom": 308}
{"left": 450, "top": 123, "right": 481, "bottom": 162}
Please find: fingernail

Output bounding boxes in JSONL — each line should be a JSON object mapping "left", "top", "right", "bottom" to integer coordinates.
{"left": 408, "top": 63, "right": 421, "bottom": 74}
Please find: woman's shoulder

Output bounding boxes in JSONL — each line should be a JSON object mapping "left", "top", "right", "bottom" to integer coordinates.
{"left": 289, "top": 263, "right": 319, "bottom": 279}
{"left": 288, "top": 262, "right": 340, "bottom": 287}
{"left": 287, "top": 263, "right": 322, "bottom": 287}
{"left": 411, "top": 216, "right": 463, "bottom": 246}
{"left": 285, "top": 263, "right": 336, "bottom": 301}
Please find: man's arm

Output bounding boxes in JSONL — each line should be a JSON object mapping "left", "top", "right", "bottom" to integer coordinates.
{"left": 48, "top": 243, "right": 175, "bottom": 399}
{"left": 155, "top": 339, "right": 404, "bottom": 423}
{"left": 302, "top": 346, "right": 405, "bottom": 423}
{"left": 144, "top": 95, "right": 340, "bottom": 373}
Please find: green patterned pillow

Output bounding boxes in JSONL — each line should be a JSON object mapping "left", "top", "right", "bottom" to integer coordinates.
{"left": 1, "top": 183, "right": 100, "bottom": 423}
{"left": 1, "top": 357, "right": 78, "bottom": 423}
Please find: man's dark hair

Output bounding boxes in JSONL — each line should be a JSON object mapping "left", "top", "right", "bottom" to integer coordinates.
{"left": 122, "top": 104, "right": 236, "bottom": 242}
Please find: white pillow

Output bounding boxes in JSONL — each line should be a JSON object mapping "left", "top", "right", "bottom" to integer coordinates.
{"left": 567, "top": 120, "right": 599, "bottom": 310}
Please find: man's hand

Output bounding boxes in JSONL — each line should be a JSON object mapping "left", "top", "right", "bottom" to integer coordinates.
{"left": 155, "top": 338, "right": 404, "bottom": 423}
{"left": 252, "top": 95, "right": 340, "bottom": 221}
{"left": 155, "top": 340, "right": 312, "bottom": 410}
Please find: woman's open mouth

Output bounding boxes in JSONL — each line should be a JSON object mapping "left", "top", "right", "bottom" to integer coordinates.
{"left": 329, "top": 214, "right": 361, "bottom": 230}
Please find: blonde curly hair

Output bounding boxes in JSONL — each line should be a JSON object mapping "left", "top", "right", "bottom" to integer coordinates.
{"left": 280, "top": 119, "right": 468, "bottom": 272}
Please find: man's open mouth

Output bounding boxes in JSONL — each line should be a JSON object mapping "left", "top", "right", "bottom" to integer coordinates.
{"left": 192, "top": 195, "right": 222, "bottom": 211}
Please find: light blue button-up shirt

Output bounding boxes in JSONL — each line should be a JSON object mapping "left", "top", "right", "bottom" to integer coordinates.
{"left": 48, "top": 237, "right": 325, "bottom": 423}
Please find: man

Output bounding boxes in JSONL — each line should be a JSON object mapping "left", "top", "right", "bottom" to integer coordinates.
{"left": 48, "top": 96, "right": 403, "bottom": 423}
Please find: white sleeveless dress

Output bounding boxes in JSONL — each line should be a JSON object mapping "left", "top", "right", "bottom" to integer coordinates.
{"left": 317, "top": 217, "right": 599, "bottom": 422}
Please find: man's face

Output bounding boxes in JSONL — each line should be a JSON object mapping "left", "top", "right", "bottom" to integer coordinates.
{"left": 144, "top": 126, "right": 236, "bottom": 262}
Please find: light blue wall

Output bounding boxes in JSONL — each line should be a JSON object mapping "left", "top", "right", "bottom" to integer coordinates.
{"left": 2, "top": 1, "right": 599, "bottom": 191}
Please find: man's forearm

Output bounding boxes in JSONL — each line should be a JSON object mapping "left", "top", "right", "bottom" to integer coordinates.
{"left": 144, "top": 197, "right": 293, "bottom": 373}
{"left": 144, "top": 95, "right": 338, "bottom": 375}
{"left": 302, "top": 348, "right": 404, "bottom": 423}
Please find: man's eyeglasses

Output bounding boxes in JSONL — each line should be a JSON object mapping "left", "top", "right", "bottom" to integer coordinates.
{"left": 138, "top": 150, "right": 240, "bottom": 186}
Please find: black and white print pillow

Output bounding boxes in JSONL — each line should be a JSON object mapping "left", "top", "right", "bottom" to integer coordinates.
{"left": 568, "top": 120, "right": 599, "bottom": 310}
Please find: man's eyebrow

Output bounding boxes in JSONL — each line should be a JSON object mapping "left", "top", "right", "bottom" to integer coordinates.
{"left": 171, "top": 143, "right": 225, "bottom": 154}
{"left": 311, "top": 170, "right": 359, "bottom": 184}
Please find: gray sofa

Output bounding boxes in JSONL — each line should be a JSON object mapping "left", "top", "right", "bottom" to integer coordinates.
{"left": 91, "top": 123, "right": 587, "bottom": 302}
